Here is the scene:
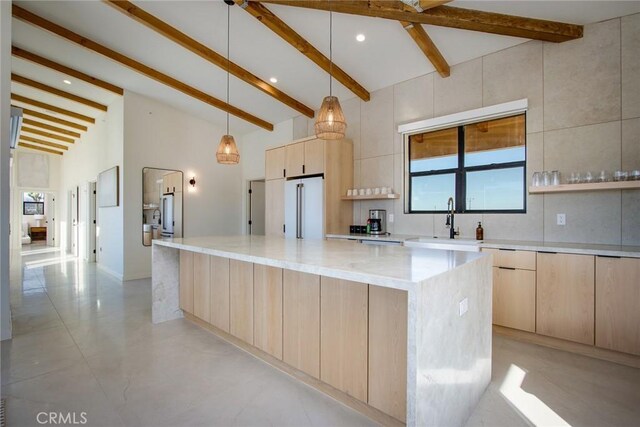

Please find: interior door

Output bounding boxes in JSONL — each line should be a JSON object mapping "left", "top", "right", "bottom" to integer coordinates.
{"left": 88, "top": 182, "right": 97, "bottom": 262}
{"left": 45, "top": 193, "right": 55, "bottom": 246}
{"left": 249, "top": 180, "right": 266, "bottom": 235}
{"left": 70, "top": 187, "right": 78, "bottom": 256}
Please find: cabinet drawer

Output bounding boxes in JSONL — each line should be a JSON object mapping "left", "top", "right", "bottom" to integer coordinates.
{"left": 492, "top": 268, "right": 536, "bottom": 332}
{"left": 483, "top": 248, "right": 536, "bottom": 270}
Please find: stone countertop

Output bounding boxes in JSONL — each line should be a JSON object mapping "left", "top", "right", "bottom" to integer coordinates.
{"left": 153, "top": 235, "right": 486, "bottom": 291}
{"left": 325, "top": 234, "right": 640, "bottom": 258}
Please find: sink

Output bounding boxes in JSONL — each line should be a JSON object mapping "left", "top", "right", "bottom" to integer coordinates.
{"left": 404, "top": 237, "right": 481, "bottom": 252}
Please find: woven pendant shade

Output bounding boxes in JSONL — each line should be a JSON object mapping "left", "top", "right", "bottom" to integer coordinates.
{"left": 314, "top": 96, "right": 346, "bottom": 140}
{"left": 216, "top": 134, "right": 240, "bottom": 164}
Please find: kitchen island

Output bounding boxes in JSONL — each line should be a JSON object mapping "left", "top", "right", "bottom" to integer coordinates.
{"left": 152, "top": 236, "right": 492, "bottom": 427}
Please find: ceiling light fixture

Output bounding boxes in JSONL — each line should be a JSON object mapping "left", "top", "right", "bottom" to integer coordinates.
{"left": 315, "top": 7, "right": 346, "bottom": 140}
{"left": 63, "top": 79, "right": 71, "bottom": 85}
{"left": 356, "top": 34, "right": 365, "bottom": 42}
{"left": 270, "top": 77, "right": 278, "bottom": 83}
{"left": 216, "top": 0, "right": 240, "bottom": 165}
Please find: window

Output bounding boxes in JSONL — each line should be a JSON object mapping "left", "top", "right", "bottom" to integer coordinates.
{"left": 23, "top": 192, "right": 45, "bottom": 215}
{"left": 407, "top": 114, "right": 526, "bottom": 213}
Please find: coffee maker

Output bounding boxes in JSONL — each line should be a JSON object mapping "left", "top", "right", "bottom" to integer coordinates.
{"left": 369, "top": 209, "right": 387, "bottom": 235}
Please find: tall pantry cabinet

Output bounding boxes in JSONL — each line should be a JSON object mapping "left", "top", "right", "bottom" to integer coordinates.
{"left": 264, "top": 136, "right": 353, "bottom": 237}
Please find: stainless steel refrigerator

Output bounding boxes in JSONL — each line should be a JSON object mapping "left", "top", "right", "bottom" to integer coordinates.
{"left": 284, "top": 176, "right": 324, "bottom": 239}
{"left": 160, "top": 194, "right": 174, "bottom": 238}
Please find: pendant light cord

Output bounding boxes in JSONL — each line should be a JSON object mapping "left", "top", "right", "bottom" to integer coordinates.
{"left": 226, "top": 2, "right": 230, "bottom": 135}
{"left": 329, "top": 3, "right": 332, "bottom": 97}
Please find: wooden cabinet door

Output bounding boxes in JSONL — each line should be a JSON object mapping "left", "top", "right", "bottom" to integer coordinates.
{"left": 596, "top": 257, "right": 640, "bottom": 355}
{"left": 493, "top": 267, "right": 536, "bottom": 332}
{"left": 254, "top": 265, "right": 283, "bottom": 359}
{"left": 369, "top": 285, "right": 407, "bottom": 423}
{"left": 179, "top": 250, "right": 194, "bottom": 314}
{"left": 537, "top": 253, "right": 595, "bottom": 345}
{"left": 265, "top": 147, "right": 286, "bottom": 180}
{"left": 230, "top": 260, "right": 254, "bottom": 344}
{"left": 210, "top": 256, "right": 230, "bottom": 332}
{"left": 283, "top": 270, "right": 320, "bottom": 378}
{"left": 304, "top": 139, "right": 324, "bottom": 176}
{"left": 285, "top": 142, "right": 305, "bottom": 177}
{"left": 172, "top": 172, "right": 183, "bottom": 193}
{"left": 162, "top": 174, "right": 171, "bottom": 195}
{"left": 193, "top": 253, "right": 211, "bottom": 323}
{"left": 320, "top": 277, "right": 368, "bottom": 402}
{"left": 265, "top": 179, "right": 284, "bottom": 236}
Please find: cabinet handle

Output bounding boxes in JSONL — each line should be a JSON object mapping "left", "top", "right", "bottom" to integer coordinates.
{"left": 303, "top": 164, "right": 306, "bottom": 174}
{"left": 283, "top": 168, "right": 286, "bottom": 178}
{"left": 498, "top": 266, "right": 516, "bottom": 270}
{"left": 498, "top": 248, "right": 516, "bottom": 252}
{"left": 597, "top": 255, "right": 621, "bottom": 259}
{"left": 538, "top": 251, "right": 557, "bottom": 254}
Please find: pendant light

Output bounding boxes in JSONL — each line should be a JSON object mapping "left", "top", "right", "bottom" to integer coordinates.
{"left": 314, "top": 7, "right": 346, "bottom": 140}
{"left": 216, "top": 0, "right": 240, "bottom": 164}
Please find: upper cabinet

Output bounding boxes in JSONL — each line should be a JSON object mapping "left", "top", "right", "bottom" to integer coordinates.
{"left": 303, "top": 139, "right": 324, "bottom": 176}
{"left": 285, "top": 142, "right": 305, "bottom": 177}
{"left": 163, "top": 172, "right": 182, "bottom": 194}
{"left": 265, "top": 147, "right": 286, "bottom": 180}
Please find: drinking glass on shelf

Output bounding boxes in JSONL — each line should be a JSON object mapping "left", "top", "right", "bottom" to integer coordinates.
{"left": 568, "top": 172, "right": 578, "bottom": 184}
{"left": 551, "top": 171, "right": 561, "bottom": 186}
{"left": 542, "top": 171, "right": 551, "bottom": 186}
{"left": 631, "top": 170, "right": 640, "bottom": 181}
{"left": 614, "top": 170, "right": 627, "bottom": 181}
{"left": 532, "top": 172, "right": 542, "bottom": 187}
{"left": 598, "top": 170, "right": 609, "bottom": 182}
{"left": 584, "top": 171, "right": 594, "bottom": 183}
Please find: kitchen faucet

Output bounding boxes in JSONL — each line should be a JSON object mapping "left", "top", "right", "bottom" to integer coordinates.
{"left": 445, "top": 197, "right": 459, "bottom": 239}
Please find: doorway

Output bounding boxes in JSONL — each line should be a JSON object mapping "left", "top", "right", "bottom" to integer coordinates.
{"left": 69, "top": 186, "right": 78, "bottom": 256}
{"left": 248, "top": 180, "right": 266, "bottom": 235}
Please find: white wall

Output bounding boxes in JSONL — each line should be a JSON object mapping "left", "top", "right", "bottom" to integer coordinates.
{"left": 122, "top": 91, "right": 244, "bottom": 280}
{"left": 59, "top": 97, "right": 124, "bottom": 278}
{"left": 0, "top": 0, "right": 12, "bottom": 340}
{"left": 239, "top": 119, "right": 294, "bottom": 234}
{"left": 284, "top": 15, "right": 640, "bottom": 246}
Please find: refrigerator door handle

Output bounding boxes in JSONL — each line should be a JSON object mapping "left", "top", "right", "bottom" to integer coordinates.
{"left": 296, "top": 183, "right": 303, "bottom": 238}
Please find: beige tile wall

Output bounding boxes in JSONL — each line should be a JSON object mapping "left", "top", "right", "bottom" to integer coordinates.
{"left": 294, "top": 15, "right": 640, "bottom": 245}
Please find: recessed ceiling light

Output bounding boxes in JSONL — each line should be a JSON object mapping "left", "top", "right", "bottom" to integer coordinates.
{"left": 356, "top": 34, "right": 365, "bottom": 42}
{"left": 269, "top": 77, "right": 278, "bottom": 83}
{"left": 63, "top": 79, "right": 71, "bottom": 85}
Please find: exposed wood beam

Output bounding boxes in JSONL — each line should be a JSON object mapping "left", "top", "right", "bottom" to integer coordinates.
{"left": 13, "top": 5, "right": 273, "bottom": 131}
{"left": 11, "top": 94, "right": 96, "bottom": 124}
{"left": 235, "top": 0, "right": 370, "bottom": 101}
{"left": 253, "top": 1, "right": 583, "bottom": 42}
{"left": 12, "top": 46, "right": 124, "bottom": 95}
{"left": 400, "top": 21, "right": 449, "bottom": 77}
{"left": 22, "top": 118, "right": 82, "bottom": 138}
{"left": 21, "top": 126, "right": 75, "bottom": 144}
{"left": 20, "top": 135, "right": 69, "bottom": 151}
{"left": 18, "top": 142, "right": 63, "bottom": 155}
{"left": 17, "top": 107, "right": 88, "bottom": 131}
{"left": 12, "top": 73, "right": 108, "bottom": 111}
{"left": 417, "top": 1, "right": 449, "bottom": 10}
{"left": 105, "top": 0, "right": 314, "bottom": 118}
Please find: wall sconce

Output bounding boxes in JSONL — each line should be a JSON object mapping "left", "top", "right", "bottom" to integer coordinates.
{"left": 188, "top": 176, "right": 197, "bottom": 193}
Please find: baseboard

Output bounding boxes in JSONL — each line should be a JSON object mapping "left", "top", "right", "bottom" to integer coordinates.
{"left": 97, "top": 263, "right": 124, "bottom": 281}
{"left": 494, "top": 325, "right": 640, "bottom": 369}
{"left": 184, "top": 313, "right": 405, "bottom": 427}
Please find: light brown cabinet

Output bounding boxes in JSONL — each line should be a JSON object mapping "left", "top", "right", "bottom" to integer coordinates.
{"left": 492, "top": 268, "right": 536, "bottom": 332}
{"left": 368, "top": 285, "right": 407, "bottom": 423}
{"left": 285, "top": 142, "right": 305, "bottom": 177}
{"left": 320, "top": 277, "right": 368, "bottom": 402}
{"left": 537, "top": 252, "right": 595, "bottom": 345}
{"left": 230, "top": 260, "right": 254, "bottom": 344}
{"left": 303, "top": 139, "right": 324, "bottom": 175}
{"left": 283, "top": 270, "right": 320, "bottom": 378}
{"left": 482, "top": 248, "right": 536, "bottom": 271}
{"left": 265, "top": 147, "right": 285, "bottom": 180}
{"left": 193, "top": 253, "right": 211, "bottom": 323}
{"left": 254, "top": 264, "right": 283, "bottom": 359}
{"left": 210, "top": 256, "right": 230, "bottom": 333}
{"left": 162, "top": 171, "right": 182, "bottom": 194}
{"left": 595, "top": 256, "right": 640, "bottom": 356}
{"left": 265, "top": 179, "right": 285, "bottom": 236}
{"left": 179, "top": 250, "right": 194, "bottom": 314}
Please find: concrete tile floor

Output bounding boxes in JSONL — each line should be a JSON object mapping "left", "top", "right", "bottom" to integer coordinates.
{"left": 2, "top": 249, "right": 639, "bottom": 426}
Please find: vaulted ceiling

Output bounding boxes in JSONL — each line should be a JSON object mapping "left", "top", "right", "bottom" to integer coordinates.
{"left": 10, "top": 0, "right": 640, "bottom": 156}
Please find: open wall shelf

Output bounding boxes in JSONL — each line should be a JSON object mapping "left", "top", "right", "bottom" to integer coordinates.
{"left": 341, "top": 194, "right": 400, "bottom": 201}
{"left": 529, "top": 181, "right": 640, "bottom": 194}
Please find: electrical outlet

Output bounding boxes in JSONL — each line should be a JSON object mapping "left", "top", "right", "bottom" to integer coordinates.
{"left": 557, "top": 213, "right": 566, "bottom": 226}
{"left": 459, "top": 298, "right": 469, "bottom": 317}
{"left": 388, "top": 213, "right": 394, "bottom": 223}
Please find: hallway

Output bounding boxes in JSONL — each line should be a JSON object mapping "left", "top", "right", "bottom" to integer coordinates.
{"left": 2, "top": 250, "right": 640, "bottom": 427}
